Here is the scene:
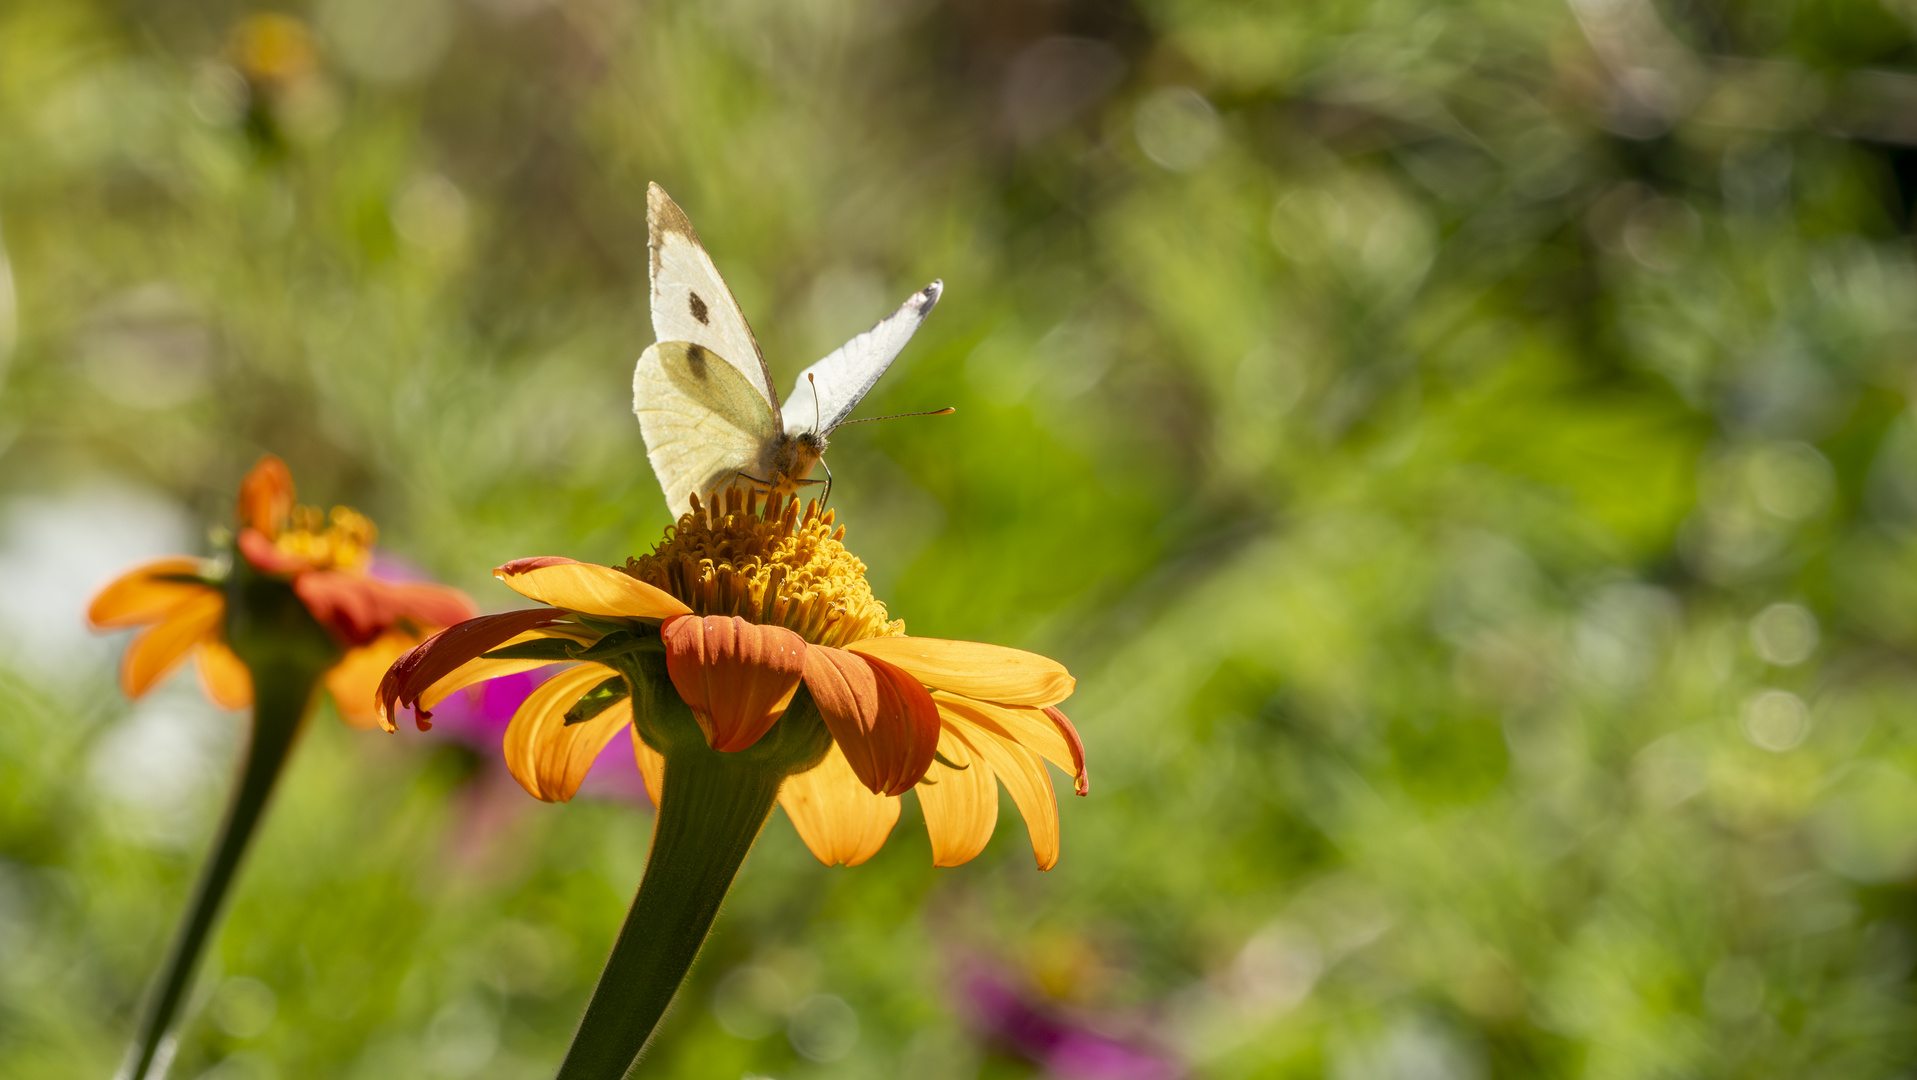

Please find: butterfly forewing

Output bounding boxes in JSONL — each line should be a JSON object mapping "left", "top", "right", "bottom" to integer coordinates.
{"left": 647, "top": 183, "right": 782, "bottom": 426}
{"left": 784, "top": 281, "right": 943, "bottom": 436}
{"left": 634, "top": 341, "right": 781, "bottom": 517}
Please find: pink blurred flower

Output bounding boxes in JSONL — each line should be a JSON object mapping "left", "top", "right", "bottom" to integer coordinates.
{"left": 428, "top": 665, "right": 652, "bottom": 804}
{"left": 963, "top": 967, "right": 1185, "bottom": 1080}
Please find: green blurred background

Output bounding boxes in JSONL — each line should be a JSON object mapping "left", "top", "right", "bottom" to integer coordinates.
{"left": 7, "top": 0, "right": 1917, "bottom": 1076}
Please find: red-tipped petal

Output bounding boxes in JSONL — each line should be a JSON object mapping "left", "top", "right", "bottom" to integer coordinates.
{"left": 238, "top": 454, "right": 294, "bottom": 537}
{"left": 377, "top": 608, "right": 570, "bottom": 731}
{"left": 661, "top": 614, "right": 805, "bottom": 752}
{"left": 293, "top": 573, "right": 477, "bottom": 647}
{"left": 1043, "top": 705, "right": 1089, "bottom": 797}
{"left": 294, "top": 571, "right": 386, "bottom": 645}
{"left": 803, "top": 646, "right": 938, "bottom": 796}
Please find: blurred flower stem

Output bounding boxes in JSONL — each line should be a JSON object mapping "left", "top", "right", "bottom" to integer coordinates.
{"left": 554, "top": 648, "right": 831, "bottom": 1079}
{"left": 119, "top": 564, "right": 333, "bottom": 1080}
{"left": 90, "top": 457, "right": 476, "bottom": 1079}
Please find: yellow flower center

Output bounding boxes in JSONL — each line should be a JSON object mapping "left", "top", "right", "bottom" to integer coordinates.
{"left": 275, "top": 505, "right": 377, "bottom": 572}
{"left": 623, "top": 488, "right": 903, "bottom": 648}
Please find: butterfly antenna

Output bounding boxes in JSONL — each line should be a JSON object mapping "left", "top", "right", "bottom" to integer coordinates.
{"left": 810, "top": 373, "right": 822, "bottom": 434}
{"left": 834, "top": 406, "right": 957, "bottom": 426}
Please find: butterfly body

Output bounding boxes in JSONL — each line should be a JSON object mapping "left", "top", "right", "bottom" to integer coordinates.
{"left": 768, "top": 430, "right": 828, "bottom": 493}
{"left": 634, "top": 184, "right": 943, "bottom": 517}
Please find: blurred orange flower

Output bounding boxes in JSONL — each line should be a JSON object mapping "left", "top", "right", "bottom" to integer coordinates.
{"left": 380, "top": 489, "right": 1085, "bottom": 868}
{"left": 88, "top": 455, "right": 476, "bottom": 725}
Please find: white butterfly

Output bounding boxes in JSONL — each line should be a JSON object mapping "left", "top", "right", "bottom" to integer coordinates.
{"left": 633, "top": 183, "right": 944, "bottom": 517}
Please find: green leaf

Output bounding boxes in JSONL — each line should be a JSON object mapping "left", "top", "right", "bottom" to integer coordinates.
{"left": 564, "top": 677, "right": 630, "bottom": 726}
{"left": 577, "top": 615, "right": 643, "bottom": 636}
{"left": 574, "top": 632, "right": 661, "bottom": 661}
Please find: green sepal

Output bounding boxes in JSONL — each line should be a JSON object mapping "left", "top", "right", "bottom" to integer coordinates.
{"left": 932, "top": 749, "right": 969, "bottom": 771}
{"left": 484, "top": 638, "right": 579, "bottom": 661}
{"left": 564, "top": 677, "right": 630, "bottom": 726}
{"left": 573, "top": 630, "right": 662, "bottom": 662}
{"left": 577, "top": 614, "right": 645, "bottom": 636}
{"left": 154, "top": 571, "right": 223, "bottom": 587}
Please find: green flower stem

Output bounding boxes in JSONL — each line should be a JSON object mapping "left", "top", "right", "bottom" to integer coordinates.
{"left": 118, "top": 564, "right": 334, "bottom": 1080}
{"left": 117, "top": 653, "right": 323, "bottom": 1080}
{"left": 556, "top": 650, "right": 830, "bottom": 1079}
{"left": 554, "top": 749, "right": 785, "bottom": 1079}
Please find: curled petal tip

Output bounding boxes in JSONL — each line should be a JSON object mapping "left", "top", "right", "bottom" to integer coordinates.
{"left": 495, "top": 556, "right": 578, "bottom": 577}
{"left": 378, "top": 608, "right": 567, "bottom": 724}
{"left": 1042, "top": 706, "right": 1088, "bottom": 796}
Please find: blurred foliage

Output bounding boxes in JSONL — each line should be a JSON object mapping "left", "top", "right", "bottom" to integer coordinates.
{"left": 7, "top": 0, "right": 1917, "bottom": 1076}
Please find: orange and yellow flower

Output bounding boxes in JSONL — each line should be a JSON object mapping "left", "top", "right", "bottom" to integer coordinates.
{"left": 88, "top": 455, "right": 477, "bottom": 725}
{"left": 379, "top": 489, "right": 1085, "bottom": 869}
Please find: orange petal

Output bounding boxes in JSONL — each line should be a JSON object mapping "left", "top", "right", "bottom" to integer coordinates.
{"left": 802, "top": 646, "right": 938, "bottom": 796}
{"left": 661, "top": 615, "right": 805, "bottom": 752}
{"left": 934, "top": 693, "right": 1087, "bottom": 796}
{"left": 122, "top": 591, "right": 224, "bottom": 699}
{"left": 778, "top": 743, "right": 901, "bottom": 867}
{"left": 632, "top": 727, "right": 666, "bottom": 807}
{"left": 293, "top": 571, "right": 386, "bottom": 645}
{"left": 847, "top": 636, "right": 1074, "bottom": 707}
{"left": 917, "top": 721, "right": 998, "bottom": 867}
{"left": 195, "top": 641, "right": 254, "bottom": 710}
{"left": 947, "top": 716, "right": 1060, "bottom": 871}
{"left": 378, "top": 608, "right": 572, "bottom": 730}
{"left": 238, "top": 454, "right": 294, "bottom": 537}
{"left": 88, "top": 557, "right": 216, "bottom": 629}
{"left": 502, "top": 663, "right": 629, "bottom": 802}
{"left": 325, "top": 633, "right": 418, "bottom": 728}
{"left": 294, "top": 573, "right": 477, "bottom": 646}
{"left": 494, "top": 557, "right": 691, "bottom": 619}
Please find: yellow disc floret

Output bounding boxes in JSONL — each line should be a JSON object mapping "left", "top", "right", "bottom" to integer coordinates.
{"left": 623, "top": 488, "right": 903, "bottom": 648}
{"left": 273, "top": 505, "right": 377, "bottom": 572}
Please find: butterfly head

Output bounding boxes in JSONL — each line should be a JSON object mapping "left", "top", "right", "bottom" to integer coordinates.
{"left": 770, "top": 429, "right": 828, "bottom": 494}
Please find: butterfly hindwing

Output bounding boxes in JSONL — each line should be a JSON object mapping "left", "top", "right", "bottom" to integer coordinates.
{"left": 634, "top": 341, "right": 781, "bottom": 517}
{"left": 648, "top": 183, "right": 782, "bottom": 426}
{"left": 784, "top": 280, "right": 943, "bottom": 436}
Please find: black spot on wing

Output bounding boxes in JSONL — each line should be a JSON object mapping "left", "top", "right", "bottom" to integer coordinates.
{"left": 689, "top": 292, "right": 711, "bottom": 325}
